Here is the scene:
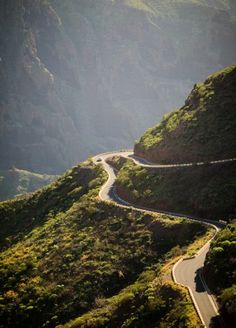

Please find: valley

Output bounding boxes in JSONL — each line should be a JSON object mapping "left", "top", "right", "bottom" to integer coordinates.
{"left": 0, "top": 2, "right": 235, "bottom": 326}
{"left": 1, "top": 0, "right": 236, "bottom": 175}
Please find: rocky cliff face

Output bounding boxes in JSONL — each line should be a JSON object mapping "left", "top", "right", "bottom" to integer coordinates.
{"left": 0, "top": 0, "right": 83, "bottom": 173}
{"left": 1, "top": 0, "right": 236, "bottom": 173}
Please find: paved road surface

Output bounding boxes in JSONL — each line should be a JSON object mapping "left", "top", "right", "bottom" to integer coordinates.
{"left": 173, "top": 239, "right": 221, "bottom": 328}
{"left": 93, "top": 150, "right": 227, "bottom": 327}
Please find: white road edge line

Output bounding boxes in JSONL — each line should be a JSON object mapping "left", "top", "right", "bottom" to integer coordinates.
{"left": 199, "top": 269, "right": 219, "bottom": 316}
{"left": 172, "top": 259, "right": 207, "bottom": 328}
{"left": 93, "top": 150, "right": 226, "bottom": 328}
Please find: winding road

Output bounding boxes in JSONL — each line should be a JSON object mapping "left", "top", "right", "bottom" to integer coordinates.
{"left": 93, "top": 150, "right": 231, "bottom": 328}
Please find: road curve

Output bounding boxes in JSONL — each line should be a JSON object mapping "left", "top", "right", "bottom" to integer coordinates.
{"left": 130, "top": 153, "right": 236, "bottom": 168}
{"left": 172, "top": 244, "right": 220, "bottom": 328}
{"left": 93, "top": 150, "right": 226, "bottom": 328}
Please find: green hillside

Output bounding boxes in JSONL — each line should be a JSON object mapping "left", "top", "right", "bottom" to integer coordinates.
{"left": 110, "top": 156, "right": 236, "bottom": 220}
{"left": 1, "top": 2, "right": 236, "bottom": 327}
{"left": 134, "top": 64, "right": 236, "bottom": 163}
{"left": 0, "top": 159, "right": 210, "bottom": 328}
{"left": 0, "top": 168, "right": 57, "bottom": 201}
{"left": 106, "top": 65, "right": 236, "bottom": 221}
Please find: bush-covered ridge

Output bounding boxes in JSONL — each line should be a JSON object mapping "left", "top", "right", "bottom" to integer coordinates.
{"left": 109, "top": 156, "right": 236, "bottom": 221}
{"left": 0, "top": 158, "right": 209, "bottom": 327}
{"left": 0, "top": 159, "right": 107, "bottom": 250}
{"left": 60, "top": 273, "right": 200, "bottom": 328}
{"left": 204, "top": 223, "right": 236, "bottom": 326}
{"left": 134, "top": 64, "right": 236, "bottom": 163}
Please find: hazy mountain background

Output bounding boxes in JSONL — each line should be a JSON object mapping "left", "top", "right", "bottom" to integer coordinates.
{"left": 1, "top": 0, "right": 236, "bottom": 175}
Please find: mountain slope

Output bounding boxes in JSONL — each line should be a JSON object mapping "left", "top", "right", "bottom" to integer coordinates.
{"left": 1, "top": 0, "right": 236, "bottom": 175}
{"left": 134, "top": 64, "right": 236, "bottom": 163}
{"left": 0, "top": 168, "right": 57, "bottom": 201}
{"left": 107, "top": 65, "right": 236, "bottom": 220}
{"left": 111, "top": 156, "right": 236, "bottom": 220}
{"left": 0, "top": 158, "right": 209, "bottom": 327}
{"left": 0, "top": 0, "right": 85, "bottom": 173}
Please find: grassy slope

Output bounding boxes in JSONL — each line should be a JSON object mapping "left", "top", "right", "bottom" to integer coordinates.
{"left": 0, "top": 168, "right": 57, "bottom": 201}
{"left": 110, "top": 156, "right": 236, "bottom": 220}
{"left": 204, "top": 223, "right": 236, "bottom": 326}
{"left": 134, "top": 64, "right": 236, "bottom": 163}
{"left": 0, "top": 159, "right": 209, "bottom": 328}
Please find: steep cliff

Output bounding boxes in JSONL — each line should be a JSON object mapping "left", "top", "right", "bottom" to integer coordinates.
{"left": 0, "top": 0, "right": 83, "bottom": 173}
{"left": 1, "top": 0, "right": 236, "bottom": 174}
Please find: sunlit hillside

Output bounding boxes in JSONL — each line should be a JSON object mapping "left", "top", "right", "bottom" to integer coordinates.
{"left": 0, "top": 159, "right": 208, "bottom": 328}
